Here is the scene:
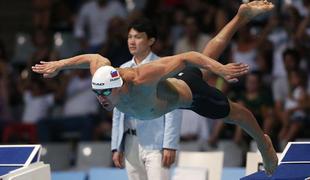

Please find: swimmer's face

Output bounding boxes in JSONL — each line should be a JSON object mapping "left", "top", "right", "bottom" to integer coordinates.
{"left": 93, "top": 88, "right": 119, "bottom": 111}
{"left": 128, "top": 28, "right": 154, "bottom": 56}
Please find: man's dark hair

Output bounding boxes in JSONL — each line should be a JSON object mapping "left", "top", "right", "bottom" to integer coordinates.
{"left": 128, "top": 18, "right": 157, "bottom": 40}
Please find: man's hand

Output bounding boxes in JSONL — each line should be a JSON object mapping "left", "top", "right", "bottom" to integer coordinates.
{"left": 162, "top": 149, "right": 176, "bottom": 168}
{"left": 237, "top": 0, "right": 274, "bottom": 23}
{"left": 112, "top": 151, "right": 124, "bottom": 168}
{"left": 32, "top": 61, "right": 61, "bottom": 78}
{"left": 218, "top": 62, "right": 249, "bottom": 83}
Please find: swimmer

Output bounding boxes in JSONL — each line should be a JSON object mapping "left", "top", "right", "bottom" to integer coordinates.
{"left": 32, "top": 0, "right": 277, "bottom": 175}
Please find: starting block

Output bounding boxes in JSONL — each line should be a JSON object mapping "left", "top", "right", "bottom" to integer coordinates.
{"left": 0, "top": 145, "right": 51, "bottom": 180}
{"left": 241, "top": 142, "right": 310, "bottom": 180}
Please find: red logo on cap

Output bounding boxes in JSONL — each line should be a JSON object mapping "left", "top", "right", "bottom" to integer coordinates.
{"left": 110, "top": 70, "right": 118, "bottom": 78}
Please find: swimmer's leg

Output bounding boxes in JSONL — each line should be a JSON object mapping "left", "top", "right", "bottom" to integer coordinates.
{"left": 224, "top": 100, "right": 278, "bottom": 175}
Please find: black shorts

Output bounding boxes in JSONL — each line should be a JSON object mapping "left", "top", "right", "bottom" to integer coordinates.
{"left": 174, "top": 67, "right": 230, "bottom": 119}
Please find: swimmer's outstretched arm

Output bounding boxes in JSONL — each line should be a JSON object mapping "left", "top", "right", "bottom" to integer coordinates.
{"left": 32, "top": 54, "right": 111, "bottom": 78}
{"left": 203, "top": 0, "right": 274, "bottom": 59}
{"left": 134, "top": 51, "right": 249, "bottom": 84}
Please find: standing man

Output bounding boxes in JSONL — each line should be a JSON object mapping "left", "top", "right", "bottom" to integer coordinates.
{"left": 111, "top": 18, "right": 181, "bottom": 180}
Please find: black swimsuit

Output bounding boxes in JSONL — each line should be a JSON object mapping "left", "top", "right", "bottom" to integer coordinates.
{"left": 174, "top": 67, "right": 230, "bottom": 119}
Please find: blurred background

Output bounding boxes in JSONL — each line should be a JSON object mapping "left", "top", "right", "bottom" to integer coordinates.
{"left": 0, "top": 0, "right": 310, "bottom": 179}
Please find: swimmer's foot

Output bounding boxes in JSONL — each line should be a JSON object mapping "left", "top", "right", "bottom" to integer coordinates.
{"left": 237, "top": 0, "right": 274, "bottom": 23}
{"left": 258, "top": 134, "right": 278, "bottom": 176}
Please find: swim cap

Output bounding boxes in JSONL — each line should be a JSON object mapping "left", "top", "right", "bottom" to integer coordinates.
{"left": 92, "top": 66, "right": 123, "bottom": 89}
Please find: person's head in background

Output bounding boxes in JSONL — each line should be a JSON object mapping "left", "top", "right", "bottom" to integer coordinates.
{"left": 184, "top": 16, "right": 200, "bottom": 41}
{"left": 107, "top": 17, "right": 128, "bottom": 42}
{"left": 31, "top": 28, "right": 51, "bottom": 48}
{"left": 288, "top": 70, "right": 307, "bottom": 91}
{"left": 27, "top": 73, "right": 49, "bottom": 96}
{"left": 127, "top": 18, "right": 157, "bottom": 63}
{"left": 303, "top": 0, "right": 310, "bottom": 8}
{"left": 97, "top": 0, "right": 107, "bottom": 7}
{"left": 281, "top": 5, "right": 301, "bottom": 34}
{"left": 256, "top": 50, "right": 273, "bottom": 72}
{"left": 282, "top": 48, "right": 301, "bottom": 72}
{"left": 245, "top": 71, "right": 262, "bottom": 93}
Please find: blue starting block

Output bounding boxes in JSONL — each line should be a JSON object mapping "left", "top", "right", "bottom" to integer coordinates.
{"left": 241, "top": 142, "right": 310, "bottom": 180}
{"left": 0, "top": 145, "right": 51, "bottom": 180}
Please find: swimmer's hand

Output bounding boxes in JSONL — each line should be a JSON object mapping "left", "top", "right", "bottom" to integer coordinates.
{"left": 218, "top": 62, "right": 249, "bottom": 83}
{"left": 32, "top": 61, "right": 61, "bottom": 78}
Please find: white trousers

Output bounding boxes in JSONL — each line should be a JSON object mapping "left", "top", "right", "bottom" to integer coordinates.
{"left": 124, "top": 134, "right": 169, "bottom": 180}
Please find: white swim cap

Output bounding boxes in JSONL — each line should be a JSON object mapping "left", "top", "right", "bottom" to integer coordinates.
{"left": 92, "top": 66, "right": 123, "bottom": 89}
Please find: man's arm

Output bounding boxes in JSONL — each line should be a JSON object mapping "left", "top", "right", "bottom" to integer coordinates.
{"left": 111, "top": 108, "right": 123, "bottom": 151}
{"left": 111, "top": 108, "right": 125, "bottom": 168}
{"left": 32, "top": 54, "right": 111, "bottom": 78}
{"left": 134, "top": 51, "right": 249, "bottom": 84}
{"left": 203, "top": 0, "right": 274, "bottom": 59}
{"left": 163, "top": 110, "right": 182, "bottom": 150}
{"left": 162, "top": 110, "right": 181, "bottom": 167}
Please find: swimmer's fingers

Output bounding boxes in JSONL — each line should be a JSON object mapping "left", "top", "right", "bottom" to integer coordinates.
{"left": 32, "top": 61, "right": 60, "bottom": 78}
{"left": 223, "top": 75, "right": 239, "bottom": 83}
{"left": 221, "top": 62, "right": 249, "bottom": 83}
{"left": 225, "top": 62, "right": 249, "bottom": 75}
